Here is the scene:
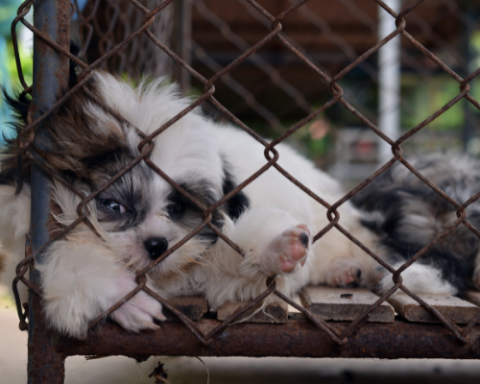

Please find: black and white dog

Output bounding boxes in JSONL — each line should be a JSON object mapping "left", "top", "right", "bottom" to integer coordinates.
{"left": 353, "top": 154, "right": 480, "bottom": 295}
{"left": 0, "top": 70, "right": 479, "bottom": 338}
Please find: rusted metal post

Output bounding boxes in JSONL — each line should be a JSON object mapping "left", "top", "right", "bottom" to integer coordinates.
{"left": 56, "top": 319, "right": 480, "bottom": 359}
{"left": 377, "top": 0, "right": 401, "bottom": 163}
{"left": 28, "top": 0, "right": 71, "bottom": 383}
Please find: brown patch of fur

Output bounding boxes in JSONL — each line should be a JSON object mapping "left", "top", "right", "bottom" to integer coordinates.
{"left": 38, "top": 90, "right": 125, "bottom": 177}
{"left": 0, "top": 73, "right": 128, "bottom": 186}
{"left": 106, "top": 120, "right": 125, "bottom": 141}
{"left": 180, "top": 262, "right": 197, "bottom": 273}
{"left": 152, "top": 269, "right": 179, "bottom": 282}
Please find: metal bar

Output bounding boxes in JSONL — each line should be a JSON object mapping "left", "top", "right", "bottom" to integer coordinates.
{"left": 55, "top": 319, "right": 480, "bottom": 359}
{"left": 377, "top": 0, "right": 401, "bottom": 162}
{"left": 28, "top": 0, "right": 71, "bottom": 382}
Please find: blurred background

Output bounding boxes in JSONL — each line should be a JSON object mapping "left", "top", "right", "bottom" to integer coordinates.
{"left": 3, "top": 0, "right": 480, "bottom": 184}
{"left": 2, "top": 0, "right": 480, "bottom": 382}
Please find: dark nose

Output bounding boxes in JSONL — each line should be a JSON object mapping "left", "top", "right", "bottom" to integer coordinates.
{"left": 144, "top": 237, "right": 169, "bottom": 260}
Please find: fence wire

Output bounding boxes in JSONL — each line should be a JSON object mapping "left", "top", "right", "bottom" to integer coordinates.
{"left": 8, "top": 0, "right": 480, "bottom": 361}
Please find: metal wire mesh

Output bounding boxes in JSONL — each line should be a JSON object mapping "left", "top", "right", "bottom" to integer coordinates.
{"left": 192, "top": 1, "right": 480, "bottom": 181}
{"left": 8, "top": 0, "right": 480, "bottom": 373}
{"left": 75, "top": 0, "right": 174, "bottom": 78}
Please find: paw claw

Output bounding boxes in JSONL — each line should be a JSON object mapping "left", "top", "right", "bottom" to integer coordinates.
{"left": 299, "top": 233, "right": 309, "bottom": 248}
{"left": 327, "top": 260, "right": 363, "bottom": 288}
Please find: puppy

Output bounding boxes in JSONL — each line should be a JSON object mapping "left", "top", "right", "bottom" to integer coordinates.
{"left": 0, "top": 71, "right": 382, "bottom": 337}
{"left": 1, "top": 71, "right": 475, "bottom": 338}
{"left": 353, "top": 153, "right": 480, "bottom": 296}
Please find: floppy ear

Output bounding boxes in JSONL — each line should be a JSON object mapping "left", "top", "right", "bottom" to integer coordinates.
{"left": 36, "top": 90, "right": 127, "bottom": 178}
{"left": 1, "top": 75, "right": 128, "bottom": 185}
{"left": 0, "top": 40, "right": 119, "bottom": 185}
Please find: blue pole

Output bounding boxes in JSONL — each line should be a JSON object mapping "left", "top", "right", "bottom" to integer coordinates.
{"left": 27, "top": 0, "right": 70, "bottom": 382}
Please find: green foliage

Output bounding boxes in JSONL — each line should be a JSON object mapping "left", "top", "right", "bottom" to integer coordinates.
{"left": 401, "top": 74, "right": 465, "bottom": 131}
{"left": 2, "top": 40, "right": 33, "bottom": 89}
{"left": 1, "top": 20, "right": 33, "bottom": 141}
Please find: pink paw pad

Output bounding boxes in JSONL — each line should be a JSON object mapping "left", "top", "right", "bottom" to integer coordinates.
{"left": 265, "top": 224, "right": 311, "bottom": 274}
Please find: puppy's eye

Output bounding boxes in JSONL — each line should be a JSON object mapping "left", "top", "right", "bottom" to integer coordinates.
{"left": 167, "top": 200, "right": 185, "bottom": 217}
{"left": 99, "top": 199, "right": 127, "bottom": 214}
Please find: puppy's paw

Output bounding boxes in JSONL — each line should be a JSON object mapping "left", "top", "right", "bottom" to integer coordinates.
{"left": 326, "top": 259, "right": 363, "bottom": 287}
{"left": 110, "top": 290, "right": 165, "bottom": 333}
{"left": 262, "top": 224, "right": 311, "bottom": 275}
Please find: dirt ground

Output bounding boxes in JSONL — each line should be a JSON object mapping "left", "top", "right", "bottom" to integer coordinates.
{"left": 2, "top": 288, "right": 480, "bottom": 384}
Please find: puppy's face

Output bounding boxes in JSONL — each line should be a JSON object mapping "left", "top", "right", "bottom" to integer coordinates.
{"left": 96, "top": 160, "right": 225, "bottom": 274}
{"left": 72, "top": 93, "right": 226, "bottom": 276}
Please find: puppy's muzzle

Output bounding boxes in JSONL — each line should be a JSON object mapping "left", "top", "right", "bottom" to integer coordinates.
{"left": 144, "top": 237, "right": 169, "bottom": 260}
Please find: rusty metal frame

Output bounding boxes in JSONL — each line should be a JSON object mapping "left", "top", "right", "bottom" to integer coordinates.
{"left": 28, "top": 319, "right": 480, "bottom": 360}
{"left": 26, "top": 0, "right": 71, "bottom": 382}
{"left": 6, "top": 0, "right": 480, "bottom": 382}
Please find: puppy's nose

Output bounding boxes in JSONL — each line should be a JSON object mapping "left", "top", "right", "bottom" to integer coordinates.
{"left": 144, "top": 237, "right": 169, "bottom": 260}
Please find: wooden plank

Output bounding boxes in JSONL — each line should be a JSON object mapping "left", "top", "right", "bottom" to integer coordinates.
{"left": 164, "top": 295, "right": 208, "bottom": 322}
{"left": 217, "top": 301, "right": 288, "bottom": 323}
{"left": 464, "top": 291, "right": 480, "bottom": 307}
{"left": 287, "top": 295, "right": 302, "bottom": 314}
{"left": 388, "top": 293, "right": 480, "bottom": 324}
{"left": 300, "top": 286, "right": 395, "bottom": 323}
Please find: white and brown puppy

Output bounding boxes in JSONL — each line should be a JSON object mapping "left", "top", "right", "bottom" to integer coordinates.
{"left": 0, "top": 71, "right": 379, "bottom": 338}
{"left": 1, "top": 70, "right": 477, "bottom": 339}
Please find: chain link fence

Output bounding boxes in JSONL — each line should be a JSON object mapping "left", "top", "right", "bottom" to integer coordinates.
{"left": 7, "top": 0, "right": 480, "bottom": 382}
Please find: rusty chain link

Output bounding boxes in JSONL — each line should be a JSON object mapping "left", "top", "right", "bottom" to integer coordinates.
{"left": 8, "top": 0, "right": 480, "bottom": 348}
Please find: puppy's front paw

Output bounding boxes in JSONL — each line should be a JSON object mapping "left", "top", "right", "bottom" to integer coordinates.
{"left": 262, "top": 224, "right": 311, "bottom": 275}
{"left": 110, "top": 290, "right": 165, "bottom": 332}
{"left": 326, "top": 259, "right": 363, "bottom": 287}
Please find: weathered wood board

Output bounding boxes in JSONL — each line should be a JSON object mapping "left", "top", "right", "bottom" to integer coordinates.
{"left": 464, "top": 291, "right": 480, "bottom": 307}
{"left": 388, "top": 293, "right": 480, "bottom": 324}
{"left": 164, "top": 295, "right": 209, "bottom": 322}
{"left": 217, "top": 301, "right": 288, "bottom": 323}
{"left": 300, "top": 286, "right": 395, "bottom": 323}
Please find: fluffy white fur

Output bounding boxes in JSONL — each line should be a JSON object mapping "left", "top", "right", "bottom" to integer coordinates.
{"left": 378, "top": 261, "right": 456, "bottom": 296}
{"left": 0, "top": 72, "right": 458, "bottom": 338}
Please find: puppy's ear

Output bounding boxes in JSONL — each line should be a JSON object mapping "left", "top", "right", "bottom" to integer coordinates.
{"left": 2, "top": 40, "right": 81, "bottom": 137}
{"left": 37, "top": 87, "right": 129, "bottom": 179}
{"left": 0, "top": 41, "right": 99, "bottom": 186}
